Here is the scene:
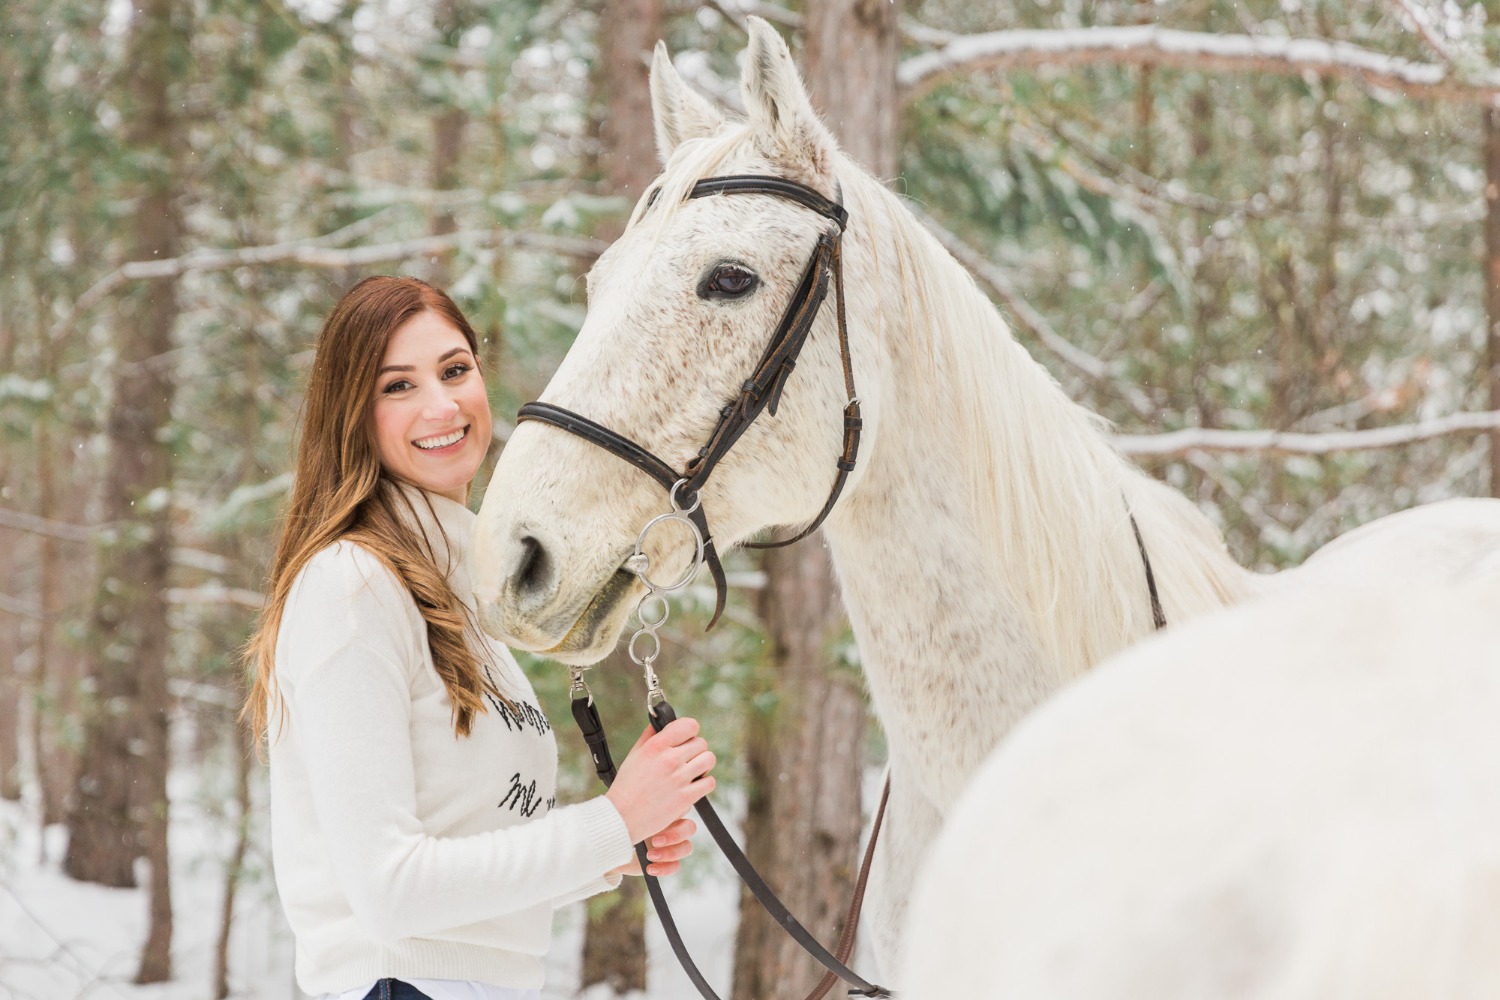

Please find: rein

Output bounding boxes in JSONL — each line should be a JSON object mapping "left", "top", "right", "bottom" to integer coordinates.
{"left": 519, "top": 172, "right": 1169, "bottom": 999}
{"left": 525, "top": 173, "right": 888, "bottom": 998}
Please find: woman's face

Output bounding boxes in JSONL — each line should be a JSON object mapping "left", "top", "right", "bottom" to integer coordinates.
{"left": 371, "top": 309, "right": 492, "bottom": 503}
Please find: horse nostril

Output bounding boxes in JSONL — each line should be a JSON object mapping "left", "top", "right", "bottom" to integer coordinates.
{"left": 512, "top": 534, "right": 553, "bottom": 598}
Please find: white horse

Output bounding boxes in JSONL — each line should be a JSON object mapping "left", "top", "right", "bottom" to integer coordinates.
{"left": 471, "top": 17, "right": 1500, "bottom": 976}
{"left": 899, "top": 570, "right": 1500, "bottom": 999}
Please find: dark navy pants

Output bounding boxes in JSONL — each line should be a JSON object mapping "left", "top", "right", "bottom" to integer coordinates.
{"left": 359, "top": 981, "right": 432, "bottom": 1000}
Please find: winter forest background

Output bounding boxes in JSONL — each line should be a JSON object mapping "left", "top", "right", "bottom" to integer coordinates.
{"left": 3, "top": 0, "right": 1499, "bottom": 997}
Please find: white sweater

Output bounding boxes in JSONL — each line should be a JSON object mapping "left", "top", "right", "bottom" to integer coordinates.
{"left": 269, "top": 487, "right": 634, "bottom": 996}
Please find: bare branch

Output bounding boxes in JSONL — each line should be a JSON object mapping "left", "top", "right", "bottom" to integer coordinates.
{"left": 1115, "top": 410, "right": 1500, "bottom": 457}
{"left": 912, "top": 206, "right": 1157, "bottom": 419}
{"left": 167, "top": 678, "right": 241, "bottom": 710}
{"left": 49, "top": 228, "right": 606, "bottom": 346}
{"left": 164, "top": 584, "right": 264, "bottom": 610}
{"left": 0, "top": 507, "right": 96, "bottom": 543}
{"left": 680, "top": 0, "right": 800, "bottom": 32}
{"left": 0, "top": 509, "right": 245, "bottom": 579}
{"left": 0, "top": 592, "right": 50, "bottom": 622}
{"left": 899, "top": 25, "right": 1500, "bottom": 106}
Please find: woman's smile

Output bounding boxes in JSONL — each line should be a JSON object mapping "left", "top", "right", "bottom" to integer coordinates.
{"left": 413, "top": 425, "right": 470, "bottom": 453}
{"left": 372, "top": 310, "right": 492, "bottom": 503}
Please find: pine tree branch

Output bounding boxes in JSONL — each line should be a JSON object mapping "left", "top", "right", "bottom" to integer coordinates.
{"left": 1115, "top": 410, "right": 1500, "bottom": 457}
{"left": 1389, "top": 0, "right": 1454, "bottom": 65}
{"left": 899, "top": 25, "right": 1500, "bottom": 106}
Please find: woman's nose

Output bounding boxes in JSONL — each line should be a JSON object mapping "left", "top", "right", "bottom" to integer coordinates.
{"left": 422, "top": 390, "right": 460, "bottom": 421}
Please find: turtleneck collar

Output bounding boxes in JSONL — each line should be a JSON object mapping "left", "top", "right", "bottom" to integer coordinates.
{"left": 385, "top": 479, "right": 478, "bottom": 586}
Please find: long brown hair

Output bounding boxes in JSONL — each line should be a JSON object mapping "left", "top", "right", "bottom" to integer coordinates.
{"left": 244, "top": 275, "right": 506, "bottom": 745}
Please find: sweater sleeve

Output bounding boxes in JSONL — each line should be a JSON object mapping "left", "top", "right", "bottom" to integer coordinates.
{"left": 278, "top": 543, "right": 634, "bottom": 944}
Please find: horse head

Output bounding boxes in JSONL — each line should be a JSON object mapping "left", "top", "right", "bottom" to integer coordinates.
{"left": 472, "top": 19, "right": 883, "bottom": 662}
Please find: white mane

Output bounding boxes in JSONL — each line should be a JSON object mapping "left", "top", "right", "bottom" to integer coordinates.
{"left": 834, "top": 158, "right": 1256, "bottom": 676}
{"left": 632, "top": 116, "right": 1254, "bottom": 677}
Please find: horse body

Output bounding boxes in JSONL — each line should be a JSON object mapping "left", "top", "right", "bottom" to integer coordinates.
{"left": 809, "top": 180, "right": 1265, "bottom": 950}
{"left": 472, "top": 18, "right": 1500, "bottom": 980}
{"left": 899, "top": 575, "right": 1500, "bottom": 999}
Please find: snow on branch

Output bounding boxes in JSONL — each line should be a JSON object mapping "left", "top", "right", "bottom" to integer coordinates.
{"left": 1114, "top": 409, "right": 1500, "bottom": 457}
{"left": 899, "top": 25, "right": 1500, "bottom": 105}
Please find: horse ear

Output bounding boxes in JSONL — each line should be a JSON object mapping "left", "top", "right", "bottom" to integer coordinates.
{"left": 741, "top": 17, "right": 836, "bottom": 171}
{"left": 650, "top": 41, "right": 725, "bottom": 165}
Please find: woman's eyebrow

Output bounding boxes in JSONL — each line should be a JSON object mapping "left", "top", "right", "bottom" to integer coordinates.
{"left": 378, "top": 347, "right": 471, "bottom": 375}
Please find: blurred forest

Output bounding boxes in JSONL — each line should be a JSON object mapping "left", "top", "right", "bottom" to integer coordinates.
{"left": 2, "top": 0, "right": 1499, "bottom": 997}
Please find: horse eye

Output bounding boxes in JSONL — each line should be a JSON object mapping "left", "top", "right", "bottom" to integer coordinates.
{"left": 699, "top": 263, "right": 759, "bottom": 300}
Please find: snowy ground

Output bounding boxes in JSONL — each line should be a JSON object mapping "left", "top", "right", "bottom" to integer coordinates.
{"left": 0, "top": 690, "right": 887, "bottom": 1000}
{"left": 0, "top": 776, "right": 888, "bottom": 1000}
{"left": 0, "top": 761, "right": 750, "bottom": 1000}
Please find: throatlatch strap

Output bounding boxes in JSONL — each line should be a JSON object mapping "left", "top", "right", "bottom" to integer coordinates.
{"left": 1127, "top": 510, "right": 1167, "bottom": 630}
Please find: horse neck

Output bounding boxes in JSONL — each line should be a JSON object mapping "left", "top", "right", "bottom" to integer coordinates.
{"left": 821, "top": 185, "right": 1254, "bottom": 797}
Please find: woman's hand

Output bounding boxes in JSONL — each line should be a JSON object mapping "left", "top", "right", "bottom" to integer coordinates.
{"left": 607, "top": 817, "right": 698, "bottom": 878}
{"left": 604, "top": 716, "right": 716, "bottom": 846}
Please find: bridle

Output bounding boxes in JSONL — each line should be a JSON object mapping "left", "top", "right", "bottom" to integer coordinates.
{"left": 520, "top": 173, "right": 890, "bottom": 999}
{"left": 516, "top": 172, "right": 1168, "bottom": 999}
{"left": 517, "top": 174, "right": 862, "bottom": 631}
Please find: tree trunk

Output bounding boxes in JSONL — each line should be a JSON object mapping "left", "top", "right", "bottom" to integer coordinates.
{"left": 593, "top": 0, "right": 663, "bottom": 243}
{"left": 33, "top": 424, "right": 85, "bottom": 830}
{"left": 733, "top": 544, "right": 868, "bottom": 999}
{"left": 0, "top": 622, "right": 19, "bottom": 802}
{"left": 0, "top": 327, "right": 17, "bottom": 803}
{"left": 1486, "top": 106, "right": 1500, "bottom": 496}
{"left": 803, "top": 0, "right": 899, "bottom": 178}
{"left": 0, "top": 486, "right": 20, "bottom": 802}
{"left": 63, "top": 0, "right": 187, "bottom": 985}
{"left": 575, "top": 0, "right": 662, "bottom": 991}
{"left": 730, "top": 7, "right": 893, "bottom": 997}
{"left": 578, "top": 647, "right": 650, "bottom": 993}
{"left": 213, "top": 719, "right": 254, "bottom": 1000}
{"left": 427, "top": 0, "right": 470, "bottom": 289}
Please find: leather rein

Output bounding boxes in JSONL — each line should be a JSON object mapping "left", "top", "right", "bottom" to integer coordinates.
{"left": 517, "top": 172, "right": 1168, "bottom": 999}
{"left": 522, "top": 174, "right": 888, "bottom": 999}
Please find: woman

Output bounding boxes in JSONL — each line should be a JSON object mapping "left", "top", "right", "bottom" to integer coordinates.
{"left": 244, "top": 276, "right": 716, "bottom": 1000}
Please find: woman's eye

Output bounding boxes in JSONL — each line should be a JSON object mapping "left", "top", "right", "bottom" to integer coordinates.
{"left": 699, "top": 264, "right": 759, "bottom": 300}
{"left": 382, "top": 379, "right": 413, "bottom": 394}
{"left": 443, "top": 363, "right": 471, "bottom": 379}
